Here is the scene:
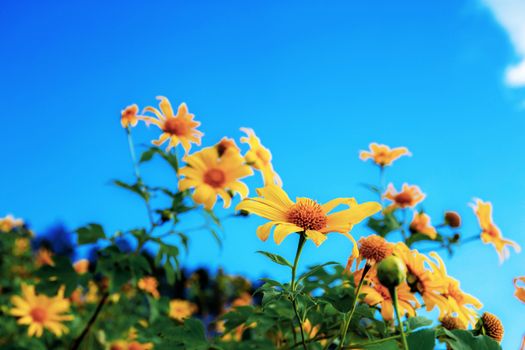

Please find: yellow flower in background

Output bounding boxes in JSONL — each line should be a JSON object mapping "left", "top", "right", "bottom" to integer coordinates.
{"left": 409, "top": 212, "right": 437, "bottom": 239}
{"left": 0, "top": 214, "right": 24, "bottom": 232}
{"left": 361, "top": 278, "right": 418, "bottom": 321}
{"left": 236, "top": 185, "right": 381, "bottom": 251}
{"left": 10, "top": 284, "right": 73, "bottom": 337}
{"left": 73, "top": 259, "right": 89, "bottom": 275}
{"left": 514, "top": 276, "right": 525, "bottom": 303}
{"left": 216, "top": 137, "right": 240, "bottom": 156}
{"left": 384, "top": 183, "right": 425, "bottom": 209}
{"left": 471, "top": 198, "right": 521, "bottom": 263}
{"left": 141, "top": 96, "right": 203, "bottom": 153}
{"left": 169, "top": 299, "right": 197, "bottom": 321}
{"left": 179, "top": 146, "right": 253, "bottom": 209}
{"left": 359, "top": 143, "right": 411, "bottom": 167}
{"left": 35, "top": 248, "right": 54, "bottom": 267}
{"left": 240, "top": 128, "right": 282, "bottom": 186}
{"left": 13, "top": 238, "right": 30, "bottom": 256}
{"left": 138, "top": 276, "right": 160, "bottom": 299}
{"left": 121, "top": 104, "right": 141, "bottom": 128}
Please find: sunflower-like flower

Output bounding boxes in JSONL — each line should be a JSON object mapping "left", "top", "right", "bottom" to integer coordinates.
{"left": 169, "top": 299, "right": 197, "bottom": 321}
{"left": 352, "top": 234, "right": 394, "bottom": 268}
{"left": 179, "top": 147, "right": 253, "bottom": 209}
{"left": 140, "top": 96, "right": 203, "bottom": 153}
{"left": 384, "top": 183, "right": 425, "bottom": 209}
{"left": 10, "top": 284, "right": 73, "bottom": 337}
{"left": 359, "top": 143, "right": 411, "bottom": 167}
{"left": 121, "top": 104, "right": 142, "bottom": 128}
{"left": 236, "top": 185, "right": 381, "bottom": 251}
{"left": 480, "top": 312, "right": 504, "bottom": 343}
{"left": 409, "top": 212, "right": 437, "bottom": 239}
{"left": 440, "top": 314, "right": 467, "bottom": 330}
{"left": 0, "top": 214, "right": 24, "bottom": 232}
{"left": 514, "top": 276, "right": 525, "bottom": 303}
{"left": 138, "top": 276, "right": 160, "bottom": 299}
{"left": 240, "top": 128, "right": 282, "bottom": 186}
{"left": 471, "top": 199, "right": 520, "bottom": 263}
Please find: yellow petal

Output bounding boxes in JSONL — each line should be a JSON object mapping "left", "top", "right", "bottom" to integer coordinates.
{"left": 305, "top": 230, "right": 327, "bottom": 247}
{"left": 273, "top": 224, "right": 302, "bottom": 245}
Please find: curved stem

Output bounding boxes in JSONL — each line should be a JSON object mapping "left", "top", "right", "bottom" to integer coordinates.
{"left": 291, "top": 234, "right": 307, "bottom": 350}
{"left": 70, "top": 292, "right": 109, "bottom": 350}
{"left": 390, "top": 287, "right": 409, "bottom": 350}
{"left": 339, "top": 264, "right": 371, "bottom": 349}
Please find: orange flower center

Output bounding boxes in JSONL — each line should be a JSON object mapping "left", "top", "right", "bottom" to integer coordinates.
{"left": 394, "top": 192, "right": 413, "bottom": 206}
{"left": 287, "top": 200, "right": 327, "bottom": 231}
{"left": 163, "top": 118, "right": 190, "bottom": 136}
{"left": 30, "top": 307, "right": 48, "bottom": 323}
{"left": 203, "top": 169, "right": 226, "bottom": 188}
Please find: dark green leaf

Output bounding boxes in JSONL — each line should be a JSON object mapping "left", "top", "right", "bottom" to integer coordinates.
{"left": 407, "top": 329, "right": 436, "bottom": 350}
{"left": 76, "top": 223, "right": 105, "bottom": 244}
{"left": 256, "top": 251, "right": 292, "bottom": 268}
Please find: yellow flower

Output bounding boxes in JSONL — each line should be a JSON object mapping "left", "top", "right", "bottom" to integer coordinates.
{"left": 216, "top": 137, "right": 239, "bottom": 157}
{"left": 347, "top": 234, "right": 394, "bottom": 271}
{"left": 121, "top": 104, "right": 141, "bottom": 128}
{"left": 231, "top": 292, "right": 252, "bottom": 308}
{"left": 361, "top": 278, "right": 418, "bottom": 321}
{"left": 35, "top": 248, "right": 54, "bottom": 267}
{"left": 73, "top": 259, "right": 89, "bottom": 275}
{"left": 471, "top": 198, "right": 521, "bottom": 263}
{"left": 169, "top": 299, "right": 197, "bottom": 321}
{"left": 10, "top": 284, "right": 73, "bottom": 337}
{"left": 13, "top": 238, "right": 30, "bottom": 256}
{"left": 359, "top": 143, "right": 411, "bottom": 167}
{"left": 0, "top": 214, "right": 24, "bottom": 232}
{"left": 240, "top": 128, "right": 282, "bottom": 186}
{"left": 138, "top": 276, "right": 160, "bottom": 299}
{"left": 384, "top": 183, "right": 425, "bottom": 209}
{"left": 236, "top": 185, "right": 381, "bottom": 251}
{"left": 514, "top": 276, "right": 525, "bottom": 303}
{"left": 141, "top": 96, "right": 203, "bottom": 153}
{"left": 179, "top": 146, "right": 253, "bottom": 209}
{"left": 409, "top": 212, "right": 437, "bottom": 239}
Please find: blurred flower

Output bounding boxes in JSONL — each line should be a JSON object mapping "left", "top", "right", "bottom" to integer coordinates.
{"left": 359, "top": 143, "right": 411, "bottom": 167}
{"left": 480, "top": 312, "right": 504, "bottom": 343}
{"left": 179, "top": 146, "right": 253, "bottom": 209}
{"left": 73, "top": 259, "right": 89, "bottom": 275}
{"left": 440, "top": 314, "right": 466, "bottom": 330}
{"left": 444, "top": 211, "right": 461, "bottom": 228}
{"left": 10, "top": 284, "right": 73, "bottom": 337}
{"left": 121, "top": 104, "right": 141, "bottom": 128}
{"left": 240, "top": 128, "right": 282, "bottom": 186}
{"left": 138, "top": 276, "right": 160, "bottom": 299}
{"left": 236, "top": 185, "right": 381, "bottom": 251}
{"left": 35, "top": 248, "right": 54, "bottom": 267}
{"left": 0, "top": 214, "right": 24, "bottom": 232}
{"left": 216, "top": 137, "right": 239, "bottom": 157}
{"left": 86, "top": 281, "right": 99, "bottom": 304}
{"left": 231, "top": 292, "right": 252, "bottom": 308}
{"left": 141, "top": 96, "right": 203, "bottom": 153}
{"left": 471, "top": 199, "right": 520, "bottom": 263}
{"left": 409, "top": 212, "right": 437, "bottom": 239}
{"left": 514, "top": 276, "right": 525, "bottom": 303}
{"left": 169, "top": 299, "right": 197, "bottom": 321}
{"left": 384, "top": 183, "right": 425, "bottom": 209}
{"left": 13, "top": 238, "right": 30, "bottom": 256}
{"left": 361, "top": 277, "right": 418, "bottom": 321}
{"left": 301, "top": 319, "right": 320, "bottom": 339}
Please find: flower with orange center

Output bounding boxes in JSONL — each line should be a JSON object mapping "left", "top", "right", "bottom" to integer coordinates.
{"left": 440, "top": 314, "right": 467, "bottom": 330}
{"left": 347, "top": 235, "right": 394, "bottom": 272}
{"left": 471, "top": 198, "right": 521, "bottom": 263}
{"left": 121, "top": 104, "right": 142, "bottom": 128}
{"left": 236, "top": 185, "right": 382, "bottom": 252}
{"left": 169, "top": 299, "right": 197, "bottom": 321}
{"left": 140, "top": 96, "right": 203, "bottom": 153}
{"left": 10, "top": 284, "right": 73, "bottom": 337}
{"left": 481, "top": 312, "right": 504, "bottom": 343}
{"left": 240, "top": 128, "right": 282, "bottom": 186}
{"left": 73, "top": 259, "right": 89, "bottom": 275}
{"left": 359, "top": 143, "right": 411, "bottom": 167}
{"left": 138, "top": 276, "right": 160, "bottom": 299}
{"left": 0, "top": 214, "right": 24, "bottom": 232}
{"left": 35, "top": 248, "right": 54, "bottom": 267}
{"left": 384, "top": 183, "right": 425, "bottom": 209}
{"left": 409, "top": 212, "right": 437, "bottom": 239}
{"left": 179, "top": 146, "right": 253, "bottom": 209}
{"left": 514, "top": 276, "right": 525, "bottom": 303}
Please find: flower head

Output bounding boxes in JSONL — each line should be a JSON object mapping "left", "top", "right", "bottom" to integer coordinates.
{"left": 236, "top": 185, "right": 381, "bottom": 252}
{"left": 10, "top": 284, "right": 73, "bottom": 337}
{"left": 514, "top": 276, "right": 525, "bottom": 303}
{"left": 409, "top": 212, "right": 437, "bottom": 239}
{"left": 358, "top": 235, "right": 394, "bottom": 265}
{"left": 141, "top": 97, "right": 203, "bottom": 153}
{"left": 384, "top": 183, "right": 425, "bottom": 209}
{"left": 480, "top": 312, "right": 504, "bottom": 343}
{"left": 240, "top": 128, "right": 282, "bottom": 186}
{"left": 121, "top": 104, "right": 141, "bottom": 128}
{"left": 179, "top": 146, "right": 253, "bottom": 209}
{"left": 444, "top": 211, "right": 461, "bottom": 228}
{"left": 138, "top": 276, "right": 160, "bottom": 299}
{"left": 169, "top": 299, "right": 197, "bottom": 321}
{"left": 73, "top": 259, "right": 89, "bottom": 275}
{"left": 0, "top": 214, "right": 24, "bottom": 232}
{"left": 359, "top": 143, "right": 411, "bottom": 167}
{"left": 471, "top": 199, "right": 521, "bottom": 263}
{"left": 440, "top": 315, "right": 466, "bottom": 330}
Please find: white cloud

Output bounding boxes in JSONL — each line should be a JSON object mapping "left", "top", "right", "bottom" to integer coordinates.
{"left": 483, "top": 0, "right": 525, "bottom": 87}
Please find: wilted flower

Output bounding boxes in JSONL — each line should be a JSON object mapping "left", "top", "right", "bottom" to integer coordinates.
{"left": 410, "top": 212, "right": 437, "bottom": 239}
{"left": 240, "top": 128, "right": 282, "bottom": 186}
{"left": 169, "top": 299, "right": 197, "bottom": 321}
{"left": 384, "top": 183, "right": 425, "bottom": 209}
{"left": 359, "top": 143, "right": 411, "bottom": 167}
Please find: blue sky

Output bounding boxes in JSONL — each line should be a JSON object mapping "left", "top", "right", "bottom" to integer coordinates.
{"left": 1, "top": 0, "right": 524, "bottom": 347}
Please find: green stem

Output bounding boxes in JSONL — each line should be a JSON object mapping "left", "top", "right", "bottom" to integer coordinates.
{"left": 390, "top": 287, "right": 409, "bottom": 350}
{"left": 345, "top": 334, "right": 401, "bottom": 349}
{"left": 291, "top": 234, "right": 307, "bottom": 350}
{"left": 338, "top": 264, "right": 371, "bottom": 349}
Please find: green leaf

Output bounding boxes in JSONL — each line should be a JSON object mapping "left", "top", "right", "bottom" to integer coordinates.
{"left": 36, "top": 256, "right": 79, "bottom": 296}
{"left": 442, "top": 329, "right": 502, "bottom": 350}
{"left": 407, "top": 329, "right": 436, "bottom": 350}
{"left": 256, "top": 251, "right": 292, "bottom": 268}
{"left": 113, "top": 180, "right": 149, "bottom": 202}
{"left": 297, "top": 261, "right": 339, "bottom": 284}
{"left": 139, "top": 147, "right": 179, "bottom": 174}
{"left": 76, "top": 223, "right": 105, "bottom": 244}
{"left": 363, "top": 340, "right": 400, "bottom": 350}
{"left": 367, "top": 212, "right": 401, "bottom": 237}
{"left": 406, "top": 316, "right": 433, "bottom": 331}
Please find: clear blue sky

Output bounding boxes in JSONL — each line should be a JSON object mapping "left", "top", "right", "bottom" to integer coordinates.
{"left": 1, "top": 0, "right": 524, "bottom": 347}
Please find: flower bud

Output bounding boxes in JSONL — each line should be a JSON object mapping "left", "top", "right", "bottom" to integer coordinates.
{"left": 444, "top": 211, "right": 461, "bottom": 228}
{"left": 376, "top": 256, "right": 406, "bottom": 289}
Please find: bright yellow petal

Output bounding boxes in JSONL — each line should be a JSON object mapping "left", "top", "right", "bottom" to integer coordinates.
{"left": 273, "top": 223, "right": 302, "bottom": 245}
{"left": 305, "top": 230, "right": 327, "bottom": 247}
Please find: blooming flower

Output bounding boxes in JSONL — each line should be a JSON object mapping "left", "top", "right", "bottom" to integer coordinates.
{"left": 347, "top": 234, "right": 394, "bottom": 271}
{"left": 514, "top": 276, "right": 525, "bottom": 303}
{"left": 361, "top": 277, "right": 419, "bottom": 320}
{"left": 236, "top": 185, "right": 381, "bottom": 251}
{"left": 73, "top": 259, "right": 89, "bottom": 275}
{"left": 10, "top": 284, "right": 73, "bottom": 337}
{"left": 359, "top": 143, "right": 411, "bottom": 167}
{"left": 141, "top": 96, "right": 203, "bottom": 153}
{"left": 240, "top": 128, "right": 282, "bottom": 186}
{"left": 179, "top": 146, "right": 253, "bottom": 209}
{"left": 0, "top": 214, "right": 24, "bottom": 232}
{"left": 138, "top": 276, "right": 160, "bottom": 299}
{"left": 384, "top": 183, "right": 425, "bottom": 209}
{"left": 169, "top": 299, "right": 197, "bottom": 321}
{"left": 471, "top": 198, "right": 521, "bottom": 263}
{"left": 409, "top": 212, "right": 437, "bottom": 239}
{"left": 121, "top": 104, "right": 141, "bottom": 128}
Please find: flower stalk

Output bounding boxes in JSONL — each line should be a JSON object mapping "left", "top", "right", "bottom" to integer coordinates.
{"left": 291, "top": 233, "right": 307, "bottom": 350}
{"left": 390, "top": 286, "right": 409, "bottom": 350}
